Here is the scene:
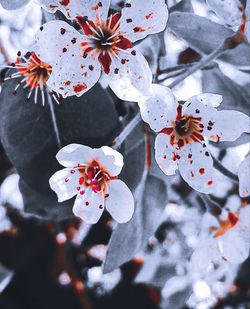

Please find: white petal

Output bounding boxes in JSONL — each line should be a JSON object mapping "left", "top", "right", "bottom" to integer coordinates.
{"left": 206, "top": 0, "right": 242, "bottom": 29}
{"left": 138, "top": 84, "right": 177, "bottom": 132}
{"left": 178, "top": 143, "right": 217, "bottom": 194}
{"left": 49, "top": 168, "right": 79, "bottom": 202}
{"left": 34, "top": 21, "right": 83, "bottom": 66}
{"left": 0, "top": 0, "right": 30, "bottom": 9}
{"left": 238, "top": 155, "right": 250, "bottom": 198}
{"left": 218, "top": 227, "right": 250, "bottom": 263}
{"left": 47, "top": 46, "right": 101, "bottom": 98}
{"left": 119, "top": 0, "right": 168, "bottom": 42}
{"left": 41, "top": 0, "right": 110, "bottom": 21}
{"left": 184, "top": 96, "right": 250, "bottom": 142}
{"left": 183, "top": 93, "right": 223, "bottom": 110}
{"left": 56, "top": 144, "right": 94, "bottom": 167}
{"left": 109, "top": 49, "right": 152, "bottom": 100}
{"left": 92, "top": 146, "right": 124, "bottom": 177}
{"left": 73, "top": 189, "right": 105, "bottom": 224}
{"left": 155, "top": 133, "right": 179, "bottom": 176}
{"left": 106, "top": 179, "right": 134, "bottom": 223}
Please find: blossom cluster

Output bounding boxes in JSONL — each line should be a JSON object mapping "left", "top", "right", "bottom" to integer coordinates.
{"left": 0, "top": 0, "right": 249, "bottom": 262}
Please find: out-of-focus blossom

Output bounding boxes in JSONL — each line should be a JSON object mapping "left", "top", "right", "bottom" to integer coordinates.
{"left": 49, "top": 144, "right": 134, "bottom": 224}
{"left": 238, "top": 154, "right": 250, "bottom": 198}
{"left": 138, "top": 85, "right": 250, "bottom": 193}
{"left": 206, "top": 0, "right": 243, "bottom": 30}
{"left": 34, "top": 0, "right": 168, "bottom": 98}
{"left": 4, "top": 51, "right": 59, "bottom": 105}
{"left": 206, "top": 0, "right": 250, "bottom": 42}
{"left": 0, "top": 2, "right": 42, "bottom": 62}
{"left": 0, "top": 174, "right": 23, "bottom": 209}
{"left": 191, "top": 206, "right": 250, "bottom": 267}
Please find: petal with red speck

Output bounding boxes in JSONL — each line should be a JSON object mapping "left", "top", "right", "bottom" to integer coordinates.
{"left": 138, "top": 84, "right": 177, "bottom": 132}
{"left": 56, "top": 144, "right": 94, "bottom": 167}
{"left": 106, "top": 179, "right": 134, "bottom": 223}
{"left": 49, "top": 168, "right": 80, "bottom": 202}
{"left": 184, "top": 95, "right": 250, "bottom": 142}
{"left": 73, "top": 189, "right": 105, "bottom": 224}
{"left": 178, "top": 143, "right": 217, "bottom": 194}
{"left": 41, "top": 0, "right": 110, "bottom": 21}
{"left": 155, "top": 133, "right": 179, "bottom": 176}
{"left": 119, "top": 0, "right": 168, "bottom": 42}
{"left": 238, "top": 155, "right": 250, "bottom": 198}
{"left": 34, "top": 20, "right": 83, "bottom": 66}
{"left": 47, "top": 46, "right": 101, "bottom": 97}
{"left": 92, "top": 146, "right": 124, "bottom": 177}
{"left": 109, "top": 49, "right": 152, "bottom": 101}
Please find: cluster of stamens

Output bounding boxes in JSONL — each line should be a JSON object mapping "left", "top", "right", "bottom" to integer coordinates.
{"left": 162, "top": 105, "right": 204, "bottom": 148}
{"left": 3, "top": 52, "right": 59, "bottom": 105}
{"left": 77, "top": 13, "right": 132, "bottom": 74}
{"left": 71, "top": 161, "right": 112, "bottom": 194}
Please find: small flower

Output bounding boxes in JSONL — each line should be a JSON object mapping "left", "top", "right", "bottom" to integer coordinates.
{"left": 238, "top": 154, "right": 250, "bottom": 198}
{"left": 33, "top": 0, "right": 168, "bottom": 98}
{"left": 139, "top": 84, "right": 250, "bottom": 193}
{"left": 49, "top": 144, "right": 134, "bottom": 224}
{"left": 192, "top": 206, "right": 250, "bottom": 266}
{"left": 4, "top": 51, "right": 59, "bottom": 105}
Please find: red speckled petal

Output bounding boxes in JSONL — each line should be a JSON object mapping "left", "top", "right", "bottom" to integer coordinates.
{"left": 56, "top": 144, "right": 94, "bottom": 167}
{"left": 49, "top": 168, "right": 80, "bottom": 202}
{"left": 34, "top": 20, "right": 83, "bottom": 66}
{"left": 109, "top": 49, "right": 152, "bottom": 100}
{"left": 138, "top": 84, "right": 177, "bottom": 132}
{"left": 106, "top": 180, "right": 134, "bottom": 223}
{"left": 184, "top": 95, "right": 250, "bottom": 142}
{"left": 41, "top": 0, "right": 110, "bottom": 21}
{"left": 73, "top": 189, "right": 105, "bottom": 224}
{"left": 178, "top": 143, "right": 217, "bottom": 194}
{"left": 47, "top": 46, "right": 101, "bottom": 98}
{"left": 155, "top": 133, "right": 179, "bottom": 176}
{"left": 119, "top": 0, "right": 168, "bottom": 42}
{"left": 92, "top": 146, "right": 124, "bottom": 177}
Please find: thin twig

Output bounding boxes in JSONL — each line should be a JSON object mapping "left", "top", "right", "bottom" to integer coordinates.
{"left": 113, "top": 113, "right": 141, "bottom": 150}
{"left": 168, "top": 41, "right": 228, "bottom": 88}
{"left": 212, "top": 155, "right": 239, "bottom": 183}
{"left": 47, "top": 89, "right": 62, "bottom": 149}
{"left": 198, "top": 193, "right": 222, "bottom": 217}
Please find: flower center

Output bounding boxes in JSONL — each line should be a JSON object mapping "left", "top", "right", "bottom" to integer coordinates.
{"left": 76, "top": 13, "right": 132, "bottom": 74}
{"left": 161, "top": 105, "right": 204, "bottom": 148}
{"left": 77, "top": 161, "right": 111, "bottom": 193}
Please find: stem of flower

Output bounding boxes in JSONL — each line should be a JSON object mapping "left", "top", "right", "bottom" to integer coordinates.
{"left": 212, "top": 155, "right": 239, "bottom": 183}
{"left": 168, "top": 42, "right": 227, "bottom": 88}
{"left": 46, "top": 89, "right": 62, "bottom": 149}
{"left": 113, "top": 113, "right": 141, "bottom": 150}
{"left": 198, "top": 193, "right": 222, "bottom": 217}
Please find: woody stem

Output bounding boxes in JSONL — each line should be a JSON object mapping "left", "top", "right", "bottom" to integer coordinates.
{"left": 212, "top": 155, "right": 239, "bottom": 183}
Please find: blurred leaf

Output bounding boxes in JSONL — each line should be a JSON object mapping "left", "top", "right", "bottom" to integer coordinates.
{"left": 168, "top": 12, "right": 250, "bottom": 66}
{"left": 170, "top": 0, "right": 194, "bottom": 13}
{"left": 202, "top": 65, "right": 249, "bottom": 114}
{"left": 103, "top": 175, "right": 167, "bottom": 273}
{"left": 0, "top": 80, "right": 120, "bottom": 220}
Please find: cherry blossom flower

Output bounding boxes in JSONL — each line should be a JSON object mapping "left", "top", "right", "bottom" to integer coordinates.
{"left": 238, "top": 154, "right": 250, "bottom": 198}
{"left": 191, "top": 206, "right": 250, "bottom": 267}
{"left": 33, "top": 0, "right": 168, "bottom": 98}
{"left": 206, "top": 0, "right": 250, "bottom": 42}
{"left": 4, "top": 51, "right": 59, "bottom": 105}
{"left": 138, "top": 84, "right": 250, "bottom": 193}
{"left": 49, "top": 144, "right": 134, "bottom": 224}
